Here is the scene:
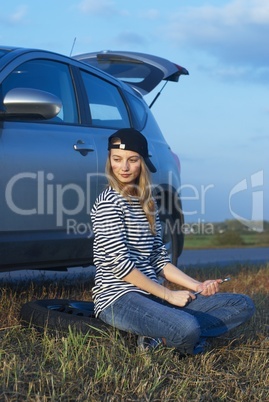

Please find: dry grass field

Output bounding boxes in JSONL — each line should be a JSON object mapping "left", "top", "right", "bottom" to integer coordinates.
{"left": 0, "top": 263, "right": 268, "bottom": 401}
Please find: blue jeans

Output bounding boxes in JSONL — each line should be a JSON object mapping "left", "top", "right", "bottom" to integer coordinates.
{"left": 99, "top": 291, "right": 255, "bottom": 354}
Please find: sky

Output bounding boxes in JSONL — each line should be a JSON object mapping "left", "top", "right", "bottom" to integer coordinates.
{"left": 1, "top": 0, "right": 268, "bottom": 227}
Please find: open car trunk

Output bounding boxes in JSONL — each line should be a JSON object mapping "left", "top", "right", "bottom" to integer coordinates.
{"left": 73, "top": 50, "right": 189, "bottom": 96}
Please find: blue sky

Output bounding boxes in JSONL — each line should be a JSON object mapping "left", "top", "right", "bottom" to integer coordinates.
{"left": 1, "top": 0, "right": 268, "bottom": 225}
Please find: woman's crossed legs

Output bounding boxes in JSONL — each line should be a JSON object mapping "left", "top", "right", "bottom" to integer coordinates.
{"left": 99, "top": 291, "right": 255, "bottom": 354}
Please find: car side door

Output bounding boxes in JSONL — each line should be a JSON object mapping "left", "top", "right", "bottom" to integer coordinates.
{"left": 0, "top": 56, "right": 98, "bottom": 269}
{"left": 78, "top": 67, "right": 132, "bottom": 198}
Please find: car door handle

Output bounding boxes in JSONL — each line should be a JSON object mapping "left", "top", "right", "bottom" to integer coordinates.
{"left": 73, "top": 142, "right": 94, "bottom": 152}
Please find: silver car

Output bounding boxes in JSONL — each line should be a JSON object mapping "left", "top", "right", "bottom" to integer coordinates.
{"left": 0, "top": 47, "right": 188, "bottom": 272}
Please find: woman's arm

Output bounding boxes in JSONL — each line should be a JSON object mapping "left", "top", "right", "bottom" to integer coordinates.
{"left": 123, "top": 267, "right": 196, "bottom": 307}
{"left": 160, "top": 263, "right": 221, "bottom": 296}
{"left": 160, "top": 263, "right": 201, "bottom": 290}
{"left": 124, "top": 263, "right": 222, "bottom": 307}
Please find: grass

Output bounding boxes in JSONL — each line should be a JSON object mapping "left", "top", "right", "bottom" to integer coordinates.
{"left": 0, "top": 263, "right": 269, "bottom": 401}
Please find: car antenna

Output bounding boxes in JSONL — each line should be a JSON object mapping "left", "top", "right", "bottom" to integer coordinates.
{"left": 69, "top": 37, "right": 77, "bottom": 57}
{"left": 149, "top": 80, "right": 168, "bottom": 109}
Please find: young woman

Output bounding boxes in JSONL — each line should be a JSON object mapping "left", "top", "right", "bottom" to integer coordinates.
{"left": 91, "top": 128, "right": 255, "bottom": 354}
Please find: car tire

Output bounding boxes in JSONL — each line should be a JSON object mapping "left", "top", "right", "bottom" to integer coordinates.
{"left": 159, "top": 212, "right": 183, "bottom": 266}
{"left": 20, "top": 299, "right": 110, "bottom": 335}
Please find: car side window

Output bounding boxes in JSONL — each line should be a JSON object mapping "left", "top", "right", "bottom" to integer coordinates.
{"left": 80, "top": 70, "right": 130, "bottom": 128}
{"left": 1, "top": 59, "right": 78, "bottom": 124}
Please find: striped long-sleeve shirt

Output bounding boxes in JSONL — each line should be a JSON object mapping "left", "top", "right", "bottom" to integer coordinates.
{"left": 91, "top": 186, "right": 170, "bottom": 317}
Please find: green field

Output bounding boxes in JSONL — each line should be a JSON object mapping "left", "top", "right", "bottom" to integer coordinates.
{"left": 184, "top": 230, "right": 269, "bottom": 249}
{"left": 183, "top": 219, "right": 269, "bottom": 249}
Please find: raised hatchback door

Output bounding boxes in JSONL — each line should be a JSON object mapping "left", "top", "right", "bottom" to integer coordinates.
{"left": 73, "top": 50, "right": 189, "bottom": 95}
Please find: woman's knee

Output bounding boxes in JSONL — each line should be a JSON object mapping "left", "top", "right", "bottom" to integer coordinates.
{"left": 239, "top": 294, "right": 256, "bottom": 320}
{"left": 165, "top": 316, "right": 201, "bottom": 351}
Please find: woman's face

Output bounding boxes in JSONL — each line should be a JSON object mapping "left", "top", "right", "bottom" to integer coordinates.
{"left": 110, "top": 147, "right": 141, "bottom": 185}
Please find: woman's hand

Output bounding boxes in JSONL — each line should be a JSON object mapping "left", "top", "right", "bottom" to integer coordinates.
{"left": 195, "top": 279, "right": 223, "bottom": 296}
{"left": 166, "top": 289, "right": 196, "bottom": 307}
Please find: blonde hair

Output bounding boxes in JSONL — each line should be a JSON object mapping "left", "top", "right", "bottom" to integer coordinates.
{"left": 106, "top": 152, "right": 156, "bottom": 235}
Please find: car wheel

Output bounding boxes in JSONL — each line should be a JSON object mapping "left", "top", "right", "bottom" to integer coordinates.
{"left": 20, "top": 299, "right": 110, "bottom": 335}
{"left": 159, "top": 212, "right": 183, "bottom": 266}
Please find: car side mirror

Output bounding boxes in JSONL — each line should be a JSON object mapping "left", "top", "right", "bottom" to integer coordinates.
{"left": 0, "top": 88, "right": 62, "bottom": 120}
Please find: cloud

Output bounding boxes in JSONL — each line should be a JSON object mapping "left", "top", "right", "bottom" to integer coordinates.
{"left": 77, "top": 0, "right": 120, "bottom": 16}
{"left": 198, "top": 63, "right": 269, "bottom": 84}
{"left": 163, "top": 0, "right": 269, "bottom": 81}
{"left": 115, "top": 31, "right": 148, "bottom": 47}
{"left": 0, "top": 5, "right": 28, "bottom": 25}
{"left": 250, "top": 134, "right": 269, "bottom": 142}
{"left": 138, "top": 9, "right": 160, "bottom": 20}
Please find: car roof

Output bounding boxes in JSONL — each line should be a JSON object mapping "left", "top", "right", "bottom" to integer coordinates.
{"left": 73, "top": 50, "right": 189, "bottom": 95}
{"left": 0, "top": 46, "right": 126, "bottom": 89}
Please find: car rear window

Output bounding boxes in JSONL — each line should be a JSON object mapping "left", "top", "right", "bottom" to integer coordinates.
{"left": 124, "top": 91, "right": 147, "bottom": 131}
